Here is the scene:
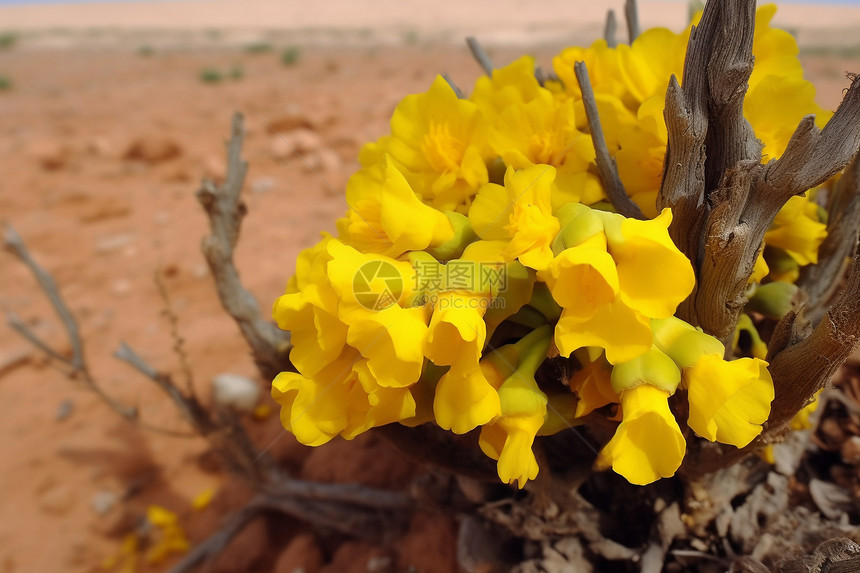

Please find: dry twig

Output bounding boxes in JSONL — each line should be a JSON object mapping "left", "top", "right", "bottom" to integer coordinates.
{"left": 603, "top": 9, "right": 618, "bottom": 48}
{"left": 196, "top": 113, "right": 293, "bottom": 383}
{"left": 466, "top": 36, "right": 494, "bottom": 76}
{"left": 3, "top": 224, "right": 202, "bottom": 437}
{"left": 574, "top": 61, "right": 645, "bottom": 219}
{"left": 624, "top": 0, "right": 640, "bottom": 43}
{"left": 798, "top": 154, "right": 860, "bottom": 324}
{"left": 168, "top": 483, "right": 412, "bottom": 573}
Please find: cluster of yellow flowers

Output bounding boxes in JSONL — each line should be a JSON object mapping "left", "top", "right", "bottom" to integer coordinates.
{"left": 272, "top": 5, "right": 829, "bottom": 486}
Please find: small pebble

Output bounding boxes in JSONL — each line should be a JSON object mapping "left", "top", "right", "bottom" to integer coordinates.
{"left": 55, "top": 399, "right": 74, "bottom": 422}
{"left": 91, "top": 490, "right": 118, "bottom": 515}
{"left": 212, "top": 373, "right": 260, "bottom": 412}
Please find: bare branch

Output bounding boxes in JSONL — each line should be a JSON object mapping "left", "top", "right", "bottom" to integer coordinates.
{"left": 166, "top": 503, "right": 263, "bottom": 573}
{"left": 4, "top": 224, "right": 140, "bottom": 420}
{"left": 114, "top": 341, "right": 278, "bottom": 480}
{"left": 466, "top": 36, "right": 494, "bottom": 76}
{"left": 442, "top": 74, "right": 465, "bottom": 98}
{"left": 604, "top": 9, "right": 618, "bottom": 48}
{"left": 701, "top": 0, "right": 758, "bottom": 192}
{"left": 660, "top": 0, "right": 756, "bottom": 321}
{"left": 768, "top": 253, "right": 860, "bottom": 428}
{"left": 196, "top": 113, "right": 292, "bottom": 383}
{"left": 574, "top": 61, "right": 645, "bottom": 220}
{"left": 165, "top": 472, "right": 412, "bottom": 573}
{"left": 624, "top": 0, "right": 640, "bottom": 43}
{"left": 5, "top": 223, "right": 86, "bottom": 371}
{"left": 798, "top": 155, "right": 860, "bottom": 324}
{"left": 6, "top": 310, "right": 69, "bottom": 364}
{"left": 659, "top": 73, "right": 708, "bottom": 271}
{"left": 154, "top": 270, "right": 195, "bottom": 395}
{"left": 114, "top": 342, "right": 206, "bottom": 428}
{"left": 266, "top": 478, "right": 411, "bottom": 510}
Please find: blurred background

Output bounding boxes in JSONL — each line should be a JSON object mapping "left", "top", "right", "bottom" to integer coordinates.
{"left": 0, "top": 0, "right": 859, "bottom": 571}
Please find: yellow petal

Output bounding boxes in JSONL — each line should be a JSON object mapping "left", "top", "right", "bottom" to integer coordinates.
{"left": 346, "top": 305, "right": 428, "bottom": 388}
{"left": 555, "top": 301, "right": 652, "bottom": 365}
{"left": 424, "top": 292, "right": 488, "bottom": 366}
{"left": 599, "top": 208, "right": 695, "bottom": 318}
{"left": 764, "top": 195, "right": 827, "bottom": 266}
{"left": 685, "top": 355, "right": 774, "bottom": 447}
{"left": 569, "top": 351, "right": 617, "bottom": 417}
{"left": 540, "top": 232, "right": 618, "bottom": 314}
{"left": 434, "top": 357, "right": 502, "bottom": 434}
{"left": 598, "top": 384, "right": 686, "bottom": 485}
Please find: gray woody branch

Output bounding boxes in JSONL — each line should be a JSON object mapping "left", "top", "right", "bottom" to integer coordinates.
{"left": 196, "top": 113, "right": 293, "bottom": 382}
{"left": 663, "top": 0, "right": 860, "bottom": 476}
{"left": 575, "top": 61, "right": 645, "bottom": 220}
{"left": 662, "top": 0, "right": 860, "bottom": 342}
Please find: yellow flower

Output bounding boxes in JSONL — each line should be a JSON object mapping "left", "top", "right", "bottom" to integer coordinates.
{"left": 553, "top": 39, "right": 630, "bottom": 106}
{"left": 477, "top": 326, "right": 552, "bottom": 487}
{"left": 272, "top": 351, "right": 365, "bottom": 446}
{"left": 483, "top": 84, "right": 602, "bottom": 206}
{"left": 325, "top": 239, "right": 415, "bottom": 321}
{"left": 470, "top": 55, "right": 542, "bottom": 113}
{"left": 597, "top": 208, "right": 695, "bottom": 319}
{"left": 745, "top": 74, "right": 831, "bottom": 161}
{"left": 685, "top": 354, "right": 773, "bottom": 448}
{"left": 479, "top": 378, "right": 545, "bottom": 488}
{"left": 145, "top": 505, "right": 189, "bottom": 564}
{"left": 568, "top": 349, "right": 617, "bottom": 418}
{"left": 598, "top": 383, "right": 686, "bottom": 485}
{"left": 346, "top": 304, "right": 429, "bottom": 388}
{"left": 610, "top": 346, "right": 681, "bottom": 394}
{"left": 433, "top": 357, "right": 501, "bottom": 434}
{"left": 455, "top": 239, "right": 537, "bottom": 336}
{"left": 383, "top": 75, "right": 490, "bottom": 211}
{"left": 651, "top": 314, "right": 773, "bottom": 447}
{"left": 749, "top": 4, "right": 806, "bottom": 91}
{"left": 546, "top": 205, "right": 689, "bottom": 365}
{"left": 272, "top": 349, "right": 416, "bottom": 446}
{"left": 469, "top": 165, "right": 560, "bottom": 271}
{"left": 336, "top": 157, "right": 454, "bottom": 257}
{"left": 616, "top": 26, "right": 689, "bottom": 105}
{"left": 764, "top": 195, "right": 828, "bottom": 266}
{"left": 273, "top": 236, "right": 347, "bottom": 377}
{"left": 750, "top": 250, "right": 770, "bottom": 284}
{"left": 556, "top": 300, "right": 653, "bottom": 366}
{"left": 424, "top": 291, "right": 488, "bottom": 366}
{"left": 791, "top": 391, "right": 820, "bottom": 431}
{"left": 191, "top": 488, "right": 215, "bottom": 511}
{"left": 539, "top": 232, "right": 617, "bottom": 314}
{"left": 615, "top": 95, "right": 667, "bottom": 218}
{"left": 733, "top": 314, "right": 768, "bottom": 360}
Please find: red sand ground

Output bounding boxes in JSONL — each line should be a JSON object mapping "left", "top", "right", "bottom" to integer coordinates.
{"left": 0, "top": 13, "right": 859, "bottom": 573}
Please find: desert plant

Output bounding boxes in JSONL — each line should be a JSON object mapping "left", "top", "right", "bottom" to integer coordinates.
{"left": 0, "top": 32, "right": 17, "bottom": 51}
{"left": 8, "top": 0, "right": 860, "bottom": 571}
{"left": 199, "top": 67, "right": 223, "bottom": 84}
{"left": 280, "top": 46, "right": 301, "bottom": 66}
{"left": 228, "top": 65, "right": 244, "bottom": 80}
{"left": 244, "top": 41, "right": 272, "bottom": 54}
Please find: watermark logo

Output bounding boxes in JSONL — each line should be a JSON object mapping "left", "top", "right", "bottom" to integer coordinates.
{"left": 413, "top": 260, "right": 507, "bottom": 293}
{"left": 353, "top": 260, "right": 404, "bottom": 310}
{"left": 353, "top": 259, "right": 508, "bottom": 311}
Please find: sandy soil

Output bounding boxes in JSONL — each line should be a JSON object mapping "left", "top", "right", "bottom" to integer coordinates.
{"left": 0, "top": 2, "right": 859, "bottom": 572}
